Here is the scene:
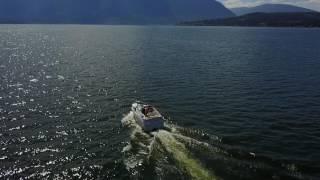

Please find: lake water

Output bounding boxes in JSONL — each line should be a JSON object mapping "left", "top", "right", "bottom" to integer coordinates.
{"left": 0, "top": 25, "right": 319, "bottom": 180}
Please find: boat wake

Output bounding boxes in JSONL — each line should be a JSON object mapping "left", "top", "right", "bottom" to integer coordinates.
{"left": 121, "top": 111, "right": 303, "bottom": 180}
{"left": 121, "top": 111, "right": 219, "bottom": 180}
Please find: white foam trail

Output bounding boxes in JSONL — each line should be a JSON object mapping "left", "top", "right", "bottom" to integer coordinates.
{"left": 155, "top": 130, "right": 218, "bottom": 180}
{"left": 121, "top": 111, "right": 136, "bottom": 128}
{"left": 121, "top": 112, "right": 157, "bottom": 173}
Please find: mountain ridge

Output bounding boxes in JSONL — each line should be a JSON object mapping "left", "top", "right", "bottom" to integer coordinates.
{"left": 178, "top": 12, "right": 320, "bottom": 27}
{"left": 231, "top": 4, "right": 316, "bottom": 16}
{"left": 0, "top": 0, "right": 235, "bottom": 24}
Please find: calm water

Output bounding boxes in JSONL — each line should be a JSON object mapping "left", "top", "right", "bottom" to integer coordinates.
{"left": 0, "top": 25, "right": 319, "bottom": 180}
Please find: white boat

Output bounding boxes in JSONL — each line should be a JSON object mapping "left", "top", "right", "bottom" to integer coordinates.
{"left": 131, "top": 103, "right": 164, "bottom": 132}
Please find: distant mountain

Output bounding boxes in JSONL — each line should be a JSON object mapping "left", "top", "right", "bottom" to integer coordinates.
{"left": 179, "top": 12, "right": 320, "bottom": 27}
{"left": 0, "top": 0, "right": 234, "bottom": 24}
{"left": 231, "top": 4, "right": 316, "bottom": 16}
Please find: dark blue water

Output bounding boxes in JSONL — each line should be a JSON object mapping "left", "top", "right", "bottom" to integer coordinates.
{"left": 0, "top": 25, "right": 319, "bottom": 179}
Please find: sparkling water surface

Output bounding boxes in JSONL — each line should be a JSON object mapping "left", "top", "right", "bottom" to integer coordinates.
{"left": 0, "top": 25, "right": 320, "bottom": 179}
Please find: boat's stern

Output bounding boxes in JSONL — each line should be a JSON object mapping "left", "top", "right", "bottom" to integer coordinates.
{"left": 143, "top": 117, "right": 164, "bottom": 132}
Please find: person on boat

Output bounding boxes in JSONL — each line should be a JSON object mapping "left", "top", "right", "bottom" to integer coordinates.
{"left": 142, "top": 105, "right": 154, "bottom": 116}
{"left": 148, "top": 106, "right": 154, "bottom": 113}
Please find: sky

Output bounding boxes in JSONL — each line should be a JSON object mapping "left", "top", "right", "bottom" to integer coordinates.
{"left": 216, "top": 0, "right": 320, "bottom": 11}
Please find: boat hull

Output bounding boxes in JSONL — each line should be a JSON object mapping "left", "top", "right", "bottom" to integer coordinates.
{"left": 134, "top": 113, "right": 164, "bottom": 132}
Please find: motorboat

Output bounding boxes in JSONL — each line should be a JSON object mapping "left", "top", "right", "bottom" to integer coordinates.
{"left": 131, "top": 103, "right": 164, "bottom": 132}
